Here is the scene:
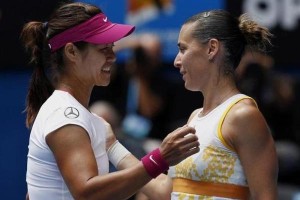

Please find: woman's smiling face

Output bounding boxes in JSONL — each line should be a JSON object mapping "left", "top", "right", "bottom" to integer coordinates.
{"left": 174, "top": 22, "right": 211, "bottom": 92}
{"left": 76, "top": 43, "right": 117, "bottom": 87}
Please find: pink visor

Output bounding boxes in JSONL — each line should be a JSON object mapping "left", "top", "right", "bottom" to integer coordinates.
{"left": 48, "top": 13, "right": 135, "bottom": 52}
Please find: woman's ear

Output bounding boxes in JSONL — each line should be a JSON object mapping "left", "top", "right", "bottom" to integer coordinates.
{"left": 64, "top": 43, "right": 78, "bottom": 62}
{"left": 207, "top": 38, "right": 219, "bottom": 61}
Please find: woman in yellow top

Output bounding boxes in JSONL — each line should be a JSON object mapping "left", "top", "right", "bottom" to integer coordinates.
{"left": 168, "top": 10, "right": 278, "bottom": 200}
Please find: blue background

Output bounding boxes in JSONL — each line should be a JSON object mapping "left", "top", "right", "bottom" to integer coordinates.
{"left": 79, "top": 0, "right": 224, "bottom": 62}
{"left": 0, "top": 70, "right": 31, "bottom": 199}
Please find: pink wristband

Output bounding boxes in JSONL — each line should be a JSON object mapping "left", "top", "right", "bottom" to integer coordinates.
{"left": 141, "top": 148, "right": 169, "bottom": 178}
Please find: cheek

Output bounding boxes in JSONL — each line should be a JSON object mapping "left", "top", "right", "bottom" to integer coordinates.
{"left": 181, "top": 52, "right": 196, "bottom": 70}
{"left": 95, "top": 53, "right": 107, "bottom": 63}
{"left": 183, "top": 54, "right": 206, "bottom": 83}
{"left": 88, "top": 56, "right": 106, "bottom": 69}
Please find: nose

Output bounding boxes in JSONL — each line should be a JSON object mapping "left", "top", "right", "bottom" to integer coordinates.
{"left": 174, "top": 53, "right": 181, "bottom": 68}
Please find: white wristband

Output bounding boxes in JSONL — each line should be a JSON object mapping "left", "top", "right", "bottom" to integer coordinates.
{"left": 107, "top": 140, "right": 131, "bottom": 168}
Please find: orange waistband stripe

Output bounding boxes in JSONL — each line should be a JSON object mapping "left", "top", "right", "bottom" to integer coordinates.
{"left": 172, "top": 178, "right": 250, "bottom": 199}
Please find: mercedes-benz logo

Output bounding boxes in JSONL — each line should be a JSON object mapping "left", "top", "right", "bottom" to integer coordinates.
{"left": 64, "top": 107, "right": 79, "bottom": 119}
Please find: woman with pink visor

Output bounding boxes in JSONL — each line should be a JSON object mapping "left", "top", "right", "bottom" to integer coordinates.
{"left": 21, "top": 2, "right": 200, "bottom": 200}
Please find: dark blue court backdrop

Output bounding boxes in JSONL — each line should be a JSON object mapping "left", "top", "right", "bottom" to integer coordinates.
{"left": 78, "top": 0, "right": 225, "bottom": 62}
{"left": 0, "top": 70, "right": 31, "bottom": 199}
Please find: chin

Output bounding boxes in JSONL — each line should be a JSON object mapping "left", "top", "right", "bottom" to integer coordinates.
{"left": 184, "top": 82, "right": 192, "bottom": 91}
{"left": 184, "top": 83, "right": 198, "bottom": 92}
{"left": 96, "top": 81, "right": 110, "bottom": 87}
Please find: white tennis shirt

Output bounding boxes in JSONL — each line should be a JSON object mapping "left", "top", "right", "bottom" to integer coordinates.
{"left": 26, "top": 90, "right": 109, "bottom": 200}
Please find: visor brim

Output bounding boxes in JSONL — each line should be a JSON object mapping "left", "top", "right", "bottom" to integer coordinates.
{"left": 85, "top": 23, "right": 135, "bottom": 44}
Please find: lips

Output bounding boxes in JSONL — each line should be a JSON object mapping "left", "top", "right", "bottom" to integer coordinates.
{"left": 180, "top": 70, "right": 186, "bottom": 76}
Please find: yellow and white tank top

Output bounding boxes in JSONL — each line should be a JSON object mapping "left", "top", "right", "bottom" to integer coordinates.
{"left": 168, "top": 94, "right": 253, "bottom": 200}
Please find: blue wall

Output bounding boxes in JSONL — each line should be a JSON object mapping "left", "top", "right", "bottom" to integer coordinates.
{"left": 0, "top": 70, "right": 31, "bottom": 199}
{"left": 79, "top": 0, "right": 225, "bottom": 62}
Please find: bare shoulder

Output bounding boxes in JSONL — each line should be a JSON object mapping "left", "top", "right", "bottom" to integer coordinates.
{"left": 222, "top": 98, "right": 272, "bottom": 149}
{"left": 229, "top": 98, "right": 267, "bottom": 130}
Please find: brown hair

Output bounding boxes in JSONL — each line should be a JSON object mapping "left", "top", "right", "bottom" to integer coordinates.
{"left": 20, "top": 2, "right": 102, "bottom": 128}
{"left": 184, "top": 10, "right": 273, "bottom": 73}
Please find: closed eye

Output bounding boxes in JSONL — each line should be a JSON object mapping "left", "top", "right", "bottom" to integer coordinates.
{"left": 177, "top": 43, "right": 186, "bottom": 53}
{"left": 99, "top": 44, "right": 115, "bottom": 53}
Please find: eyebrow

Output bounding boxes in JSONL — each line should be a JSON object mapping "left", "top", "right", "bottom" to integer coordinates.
{"left": 177, "top": 42, "right": 186, "bottom": 48}
{"left": 105, "top": 43, "right": 115, "bottom": 47}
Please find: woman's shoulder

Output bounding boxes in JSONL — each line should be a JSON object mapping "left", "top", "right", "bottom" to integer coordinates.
{"left": 224, "top": 97, "right": 270, "bottom": 146}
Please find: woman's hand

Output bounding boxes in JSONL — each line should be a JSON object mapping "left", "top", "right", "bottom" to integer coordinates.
{"left": 159, "top": 125, "right": 200, "bottom": 166}
{"left": 102, "top": 119, "right": 117, "bottom": 151}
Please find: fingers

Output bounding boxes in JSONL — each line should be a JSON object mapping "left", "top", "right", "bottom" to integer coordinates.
{"left": 172, "top": 125, "right": 196, "bottom": 138}
{"left": 159, "top": 124, "right": 200, "bottom": 166}
{"left": 182, "top": 146, "right": 200, "bottom": 158}
{"left": 169, "top": 143, "right": 200, "bottom": 166}
{"left": 101, "top": 119, "right": 117, "bottom": 151}
{"left": 101, "top": 119, "right": 114, "bottom": 136}
{"left": 166, "top": 125, "right": 198, "bottom": 147}
{"left": 181, "top": 139, "right": 200, "bottom": 152}
{"left": 172, "top": 138, "right": 200, "bottom": 159}
{"left": 180, "top": 133, "right": 199, "bottom": 145}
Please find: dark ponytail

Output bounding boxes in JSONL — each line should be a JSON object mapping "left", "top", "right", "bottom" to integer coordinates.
{"left": 20, "top": 21, "right": 54, "bottom": 128}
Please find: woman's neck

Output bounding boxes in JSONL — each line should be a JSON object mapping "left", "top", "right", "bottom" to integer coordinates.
{"left": 57, "top": 82, "right": 92, "bottom": 108}
{"left": 200, "top": 81, "right": 239, "bottom": 117}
